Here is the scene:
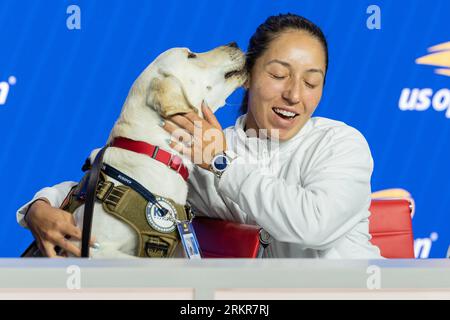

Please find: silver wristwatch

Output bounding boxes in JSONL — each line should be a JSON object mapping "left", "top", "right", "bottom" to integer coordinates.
{"left": 209, "top": 150, "right": 237, "bottom": 179}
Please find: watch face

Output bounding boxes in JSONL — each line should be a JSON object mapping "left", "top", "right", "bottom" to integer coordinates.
{"left": 213, "top": 154, "right": 229, "bottom": 171}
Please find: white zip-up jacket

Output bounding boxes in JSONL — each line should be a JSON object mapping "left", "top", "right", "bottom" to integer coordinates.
{"left": 17, "top": 115, "right": 382, "bottom": 259}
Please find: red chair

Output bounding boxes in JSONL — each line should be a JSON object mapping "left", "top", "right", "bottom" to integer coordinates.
{"left": 369, "top": 199, "right": 415, "bottom": 258}
{"left": 194, "top": 198, "right": 415, "bottom": 259}
{"left": 193, "top": 217, "right": 262, "bottom": 258}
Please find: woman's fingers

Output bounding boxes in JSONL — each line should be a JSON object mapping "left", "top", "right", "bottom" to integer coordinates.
{"left": 41, "top": 241, "right": 58, "bottom": 258}
{"left": 38, "top": 210, "right": 96, "bottom": 257}
{"left": 59, "top": 209, "right": 97, "bottom": 246}
{"left": 26, "top": 197, "right": 98, "bottom": 258}
{"left": 162, "top": 120, "right": 195, "bottom": 146}
{"left": 169, "top": 139, "right": 193, "bottom": 158}
{"left": 56, "top": 236, "right": 81, "bottom": 257}
{"left": 60, "top": 221, "right": 82, "bottom": 241}
{"left": 60, "top": 209, "right": 78, "bottom": 226}
{"left": 160, "top": 100, "right": 226, "bottom": 170}
{"left": 89, "top": 236, "right": 97, "bottom": 247}
{"left": 170, "top": 115, "right": 197, "bottom": 135}
{"left": 201, "top": 101, "right": 221, "bottom": 129}
{"left": 183, "top": 109, "right": 204, "bottom": 125}
{"left": 59, "top": 217, "right": 98, "bottom": 250}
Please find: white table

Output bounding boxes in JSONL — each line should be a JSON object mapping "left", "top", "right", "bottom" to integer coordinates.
{"left": 0, "top": 259, "right": 449, "bottom": 299}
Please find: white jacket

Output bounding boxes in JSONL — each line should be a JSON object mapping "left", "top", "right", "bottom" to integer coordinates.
{"left": 17, "top": 115, "right": 382, "bottom": 259}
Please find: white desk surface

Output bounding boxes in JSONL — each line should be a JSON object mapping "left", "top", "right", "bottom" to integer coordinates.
{"left": 0, "top": 259, "right": 449, "bottom": 299}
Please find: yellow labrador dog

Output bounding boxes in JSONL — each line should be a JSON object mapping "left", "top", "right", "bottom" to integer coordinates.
{"left": 70, "top": 43, "right": 246, "bottom": 257}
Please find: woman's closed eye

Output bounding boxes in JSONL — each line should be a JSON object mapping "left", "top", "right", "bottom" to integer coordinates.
{"left": 304, "top": 81, "right": 317, "bottom": 89}
{"left": 269, "top": 72, "right": 287, "bottom": 80}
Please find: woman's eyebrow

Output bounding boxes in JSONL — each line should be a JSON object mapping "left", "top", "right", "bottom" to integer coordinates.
{"left": 265, "top": 59, "right": 291, "bottom": 68}
{"left": 305, "top": 68, "right": 325, "bottom": 78}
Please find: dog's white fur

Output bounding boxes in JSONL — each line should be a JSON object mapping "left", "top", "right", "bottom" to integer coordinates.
{"left": 69, "top": 44, "right": 246, "bottom": 258}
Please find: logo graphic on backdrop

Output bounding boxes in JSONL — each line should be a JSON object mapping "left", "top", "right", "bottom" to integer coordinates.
{"left": 416, "top": 41, "right": 450, "bottom": 77}
{"left": 414, "top": 232, "right": 439, "bottom": 259}
{"left": 399, "top": 41, "right": 450, "bottom": 118}
{"left": 0, "top": 76, "right": 16, "bottom": 105}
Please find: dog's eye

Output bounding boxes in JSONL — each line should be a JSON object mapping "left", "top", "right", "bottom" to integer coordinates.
{"left": 187, "top": 52, "right": 197, "bottom": 59}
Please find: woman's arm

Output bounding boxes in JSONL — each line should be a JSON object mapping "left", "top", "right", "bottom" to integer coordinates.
{"left": 17, "top": 181, "right": 91, "bottom": 257}
{"left": 217, "top": 127, "right": 374, "bottom": 250}
{"left": 17, "top": 181, "right": 77, "bottom": 228}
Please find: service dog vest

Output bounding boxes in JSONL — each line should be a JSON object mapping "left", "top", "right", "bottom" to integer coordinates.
{"left": 61, "top": 171, "right": 189, "bottom": 258}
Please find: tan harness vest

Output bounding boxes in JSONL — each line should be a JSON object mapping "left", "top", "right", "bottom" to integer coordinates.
{"left": 61, "top": 172, "right": 189, "bottom": 258}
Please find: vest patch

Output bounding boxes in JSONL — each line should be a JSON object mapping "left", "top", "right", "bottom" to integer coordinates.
{"left": 145, "top": 197, "right": 178, "bottom": 233}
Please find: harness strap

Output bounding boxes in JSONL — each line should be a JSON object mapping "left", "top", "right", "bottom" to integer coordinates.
{"left": 102, "top": 163, "right": 168, "bottom": 217}
{"left": 81, "top": 146, "right": 109, "bottom": 258}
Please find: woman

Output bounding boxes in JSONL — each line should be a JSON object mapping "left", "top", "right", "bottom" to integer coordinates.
{"left": 18, "top": 13, "right": 382, "bottom": 258}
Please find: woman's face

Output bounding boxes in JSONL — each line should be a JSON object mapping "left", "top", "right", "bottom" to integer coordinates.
{"left": 245, "top": 30, "right": 326, "bottom": 141}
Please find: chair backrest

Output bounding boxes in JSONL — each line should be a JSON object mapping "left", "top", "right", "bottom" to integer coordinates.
{"left": 193, "top": 217, "right": 261, "bottom": 258}
{"left": 194, "top": 198, "right": 415, "bottom": 259}
{"left": 368, "top": 199, "right": 415, "bottom": 258}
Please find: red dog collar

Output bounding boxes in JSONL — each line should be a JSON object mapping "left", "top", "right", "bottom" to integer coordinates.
{"left": 110, "top": 137, "right": 189, "bottom": 181}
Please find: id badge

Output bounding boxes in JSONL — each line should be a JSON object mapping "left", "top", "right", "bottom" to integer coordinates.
{"left": 176, "top": 221, "right": 202, "bottom": 259}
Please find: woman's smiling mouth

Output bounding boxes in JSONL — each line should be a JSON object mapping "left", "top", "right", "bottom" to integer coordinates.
{"left": 272, "top": 106, "right": 299, "bottom": 121}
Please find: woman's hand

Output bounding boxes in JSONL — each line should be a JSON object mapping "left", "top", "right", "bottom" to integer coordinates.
{"left": 25, "top": 199, "right": 95, "bottom": 257}
{"left": 162, "top": 101, "right": 227, "bottom": 170}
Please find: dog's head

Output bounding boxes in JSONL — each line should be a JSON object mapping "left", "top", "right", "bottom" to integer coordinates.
{"left": 143, "top": 43, "right": 246, "bottom": 118}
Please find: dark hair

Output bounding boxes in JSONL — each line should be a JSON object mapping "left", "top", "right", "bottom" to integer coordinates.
{"left": 240, "top": 13, "right": 329, "bottom": 114}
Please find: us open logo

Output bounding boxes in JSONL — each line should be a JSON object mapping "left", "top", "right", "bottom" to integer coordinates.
{"left": 0, "top": 76, "right": 16, "bottom": 105}
{"left": 399, "top": 41, "right": 450, "bottom": 118}
{"left": 145, "top": 197, "right": 177, "bottom": 233}
{"left": 416, "top": 41, "right": 450, "bottom": 77}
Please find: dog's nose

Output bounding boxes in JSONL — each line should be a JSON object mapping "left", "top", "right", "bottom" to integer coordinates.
{"left": 227, "top": 41, "right": 239, "bottom": 48}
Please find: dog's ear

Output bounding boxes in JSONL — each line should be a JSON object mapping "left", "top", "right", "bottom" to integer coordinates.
{"left": 146, "top": 75, "right": 192, "bottom": 117}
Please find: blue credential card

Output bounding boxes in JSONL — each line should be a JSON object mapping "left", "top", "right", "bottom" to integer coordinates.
{"left": 177, "top": 221, "right": 202, "bottom": 259}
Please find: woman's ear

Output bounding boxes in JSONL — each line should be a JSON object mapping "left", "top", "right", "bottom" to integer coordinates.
{"left": 243, "top": 75, "right": 250, "bottom": 90}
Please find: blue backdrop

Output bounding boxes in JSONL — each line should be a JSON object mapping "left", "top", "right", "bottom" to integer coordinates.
{"left": 1, "top": 0, "right": 449, "bottom": 258}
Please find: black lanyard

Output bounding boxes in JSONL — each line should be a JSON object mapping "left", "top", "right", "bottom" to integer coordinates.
{"left": 102, "top": 163, "right": 168, "bottom": 217}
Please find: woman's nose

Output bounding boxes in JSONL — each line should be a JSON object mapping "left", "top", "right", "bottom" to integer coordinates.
{"left": 282, "top": 80, "right": 302, "bottom": 105}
